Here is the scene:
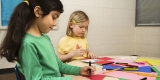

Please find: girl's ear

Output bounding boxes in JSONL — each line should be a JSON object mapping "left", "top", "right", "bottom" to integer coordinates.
{"left": 69, "top": 22, "right": 74, "bottom": 28}
{"left": 34, "top": 6, "right": 43, "bottom": 17}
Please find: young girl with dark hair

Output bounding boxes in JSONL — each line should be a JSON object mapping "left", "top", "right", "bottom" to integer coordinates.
{"left": 0, "top": 0, "right": 95, "bottom": 80}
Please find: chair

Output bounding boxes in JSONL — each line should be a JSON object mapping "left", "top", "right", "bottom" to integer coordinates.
{"left": 14, "top": 65, "right": 22, "bottom": 80}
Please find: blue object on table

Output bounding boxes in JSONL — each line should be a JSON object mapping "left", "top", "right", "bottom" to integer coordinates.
{"left": 1, "top": 0, "right": 22, "bottom": 26}
{"left": 102, "top": 65, "right": 124, "bottom": 70}
{"left": 138, "top": 66, "right": 152, "bottom": 72}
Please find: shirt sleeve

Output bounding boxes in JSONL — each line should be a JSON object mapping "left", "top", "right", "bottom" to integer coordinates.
{"left": 18, "top": 43, "right": 74, "bottom": 80}
{"left": 56, "top": 55, "right": 81, "bottom": 75}
{"left": 58, "top": 37, "right": 69, "bottom": 55}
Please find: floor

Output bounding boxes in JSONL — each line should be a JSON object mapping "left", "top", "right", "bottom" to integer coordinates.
{"left": 0, "top": 73, "right": 16, "bottom": 80}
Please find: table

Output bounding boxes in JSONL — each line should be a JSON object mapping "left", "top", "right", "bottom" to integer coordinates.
{"left": 67, "top": 56, "right": 160, "bottom": 80}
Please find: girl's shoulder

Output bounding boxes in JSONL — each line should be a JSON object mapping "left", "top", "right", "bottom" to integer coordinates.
{"left": 60, "top": 36, "right": 86, "bottom": 41}
{"left": 59, "top": 36, "right": 73, "bottom": 42}
{"left": 22, "top": 33, "right": 50, "bottom": 44}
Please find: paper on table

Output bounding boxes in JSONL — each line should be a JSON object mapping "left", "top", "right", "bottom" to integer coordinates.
{"left": 102, "top": 65, "right": 124, "bottom": 70}
{"left": 81, "top": 59, "right": 98, "bottom": 63}
{"left": 109, "top": 59, "right": 149, "bottom": 67}
{"left": 80, "top": 57, "right": 113, "bottom": 63}
{"left": 98, "top": 57, "right": 113, "bottom": 61}
{"left": 83, "top": 75, "right": 106, "bottom": 80}
{"left": 151, "top": 66, "right": 160, "bottom": 80}
{"left": 95, "top": 61, "right": 114, "bottom": 65}
{"left": 98, "top": 71, "right": 157, "bottom": 80}
{"left": 135, "top": 58, "right": 160, "bottom": 66}
{"left": 138, "top": 66, "right": 152, "bottom": 73}
{"left": 103, "top": 65, "right": 152, "bottom": 72}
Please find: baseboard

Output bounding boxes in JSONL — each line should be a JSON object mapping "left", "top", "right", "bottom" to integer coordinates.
{"left": 0, "top": 68, "right": 14, "bottom": 74}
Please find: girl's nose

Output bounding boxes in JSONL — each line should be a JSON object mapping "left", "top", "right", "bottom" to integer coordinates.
{"left": 53, "top": 20, "right": 57, "bottom": 26}
{"left": 82, "top": 28, "right": 86, "bottom": 31}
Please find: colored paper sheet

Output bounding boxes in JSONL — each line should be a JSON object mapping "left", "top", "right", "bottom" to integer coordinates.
{"left": 103, "top": 64, "right": 152, "bottom": 72}
{"left": 135, "top": 58, "right": 160, "bottom": 66}
{"left": 83, "top": 75, "right": 106, "bottom": 80}
{"left": 80, "top": 57, "right": 113, "bottom": 63}
{"left": 138, "top": 66, "right": 152, "bottom": 73}
{"left": 102, "top": 65, "right": 152, "bottom": 72}
{"left": 109, "top": 59, "right": 149, "bottom": 67}
{"left": 99, "top": 71, "right": 157, "bottom": 80}
{"left": 98, "top": 57, "right": 113, "bottom": 61}
{"left": 151, "top": 66, "right": 160, "bottom": 80}
{"left": 81, "top": 59, "right": 99, "bottom": 63}
{"left": 95, "top": 61, "right": 114, "bottom": 65}
{"left": 81, "top": 57, "right": 113, "bottom": 61}
{"left": 102, "top": 65, "right": 124, "bottom": 70}
{"left": 118, "top": 78, "right": 127, "bottom": 80}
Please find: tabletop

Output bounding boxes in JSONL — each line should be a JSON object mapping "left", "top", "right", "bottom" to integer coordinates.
{"left": 66, "top": 56, "right": 160, "bottom": 80}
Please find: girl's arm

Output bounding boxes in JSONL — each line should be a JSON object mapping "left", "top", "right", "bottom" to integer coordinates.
{"left": 57, "top": 52, "right": 74, "bottom": 62}
{"left": 19, "top": 43, "right": 74, "bottom": 80}
{"left": 58, "top": 49, "right": 87, "bottom": 62}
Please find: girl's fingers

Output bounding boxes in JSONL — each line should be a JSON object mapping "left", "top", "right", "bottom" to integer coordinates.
{"left": 91, "top": 55, "right": 94, "bottom": 59}
{"left": 92, "top": 55, "right": 97, "bottom": 59}
{"left": 94, "top": 55, "right": 97, "bottom": 59}
{"left": 91, "top": 67, "right": 96, "bottom": 74}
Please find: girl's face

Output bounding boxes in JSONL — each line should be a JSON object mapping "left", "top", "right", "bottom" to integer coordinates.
{"left": 70, "top": 21, "right": 89, "bottom": 37}
{"left": 36, "top": 10, "right": 60, "bottom": 33}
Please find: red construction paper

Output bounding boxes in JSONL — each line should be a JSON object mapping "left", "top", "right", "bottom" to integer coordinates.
{"left": 83, "top": 75, "right": 106, "bottom": 80}
{"left": 95, "top": 61, "right": 114, "bottom": 65}
{"left": 98, "top": 57, "right": 113, "bottom": 61}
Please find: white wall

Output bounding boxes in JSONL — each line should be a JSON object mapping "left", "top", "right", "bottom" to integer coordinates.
{"left": 50, "top": 0, "right": 136, "bottom": 56}
{"left": 135, "top": 27, "right": 160, "bottom": 57}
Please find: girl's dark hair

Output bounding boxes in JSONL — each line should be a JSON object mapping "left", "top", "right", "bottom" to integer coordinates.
{"left": 0, "top": 0, "right": 63, "bottom": 62}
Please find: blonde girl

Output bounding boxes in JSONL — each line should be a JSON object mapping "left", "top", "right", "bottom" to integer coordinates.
{"left": 58, "top": 10, "right": 98, "bottom": 62}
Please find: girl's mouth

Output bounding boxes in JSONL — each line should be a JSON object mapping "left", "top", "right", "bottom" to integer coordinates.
{"left": 50, "top": 27, "right": 53, "bottom": 29}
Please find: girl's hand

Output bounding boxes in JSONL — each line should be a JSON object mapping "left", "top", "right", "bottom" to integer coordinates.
{"left": 79, "top": 66, "right": 96, "bottom": 76}
{"left": 70, "top": 49, "right": 87, "bottom": 57}
{"left": 72, "top": 76, "right": 90, "bottom": 80}
{"left": 88, "top": 52, "right": 98, "bottom": 59}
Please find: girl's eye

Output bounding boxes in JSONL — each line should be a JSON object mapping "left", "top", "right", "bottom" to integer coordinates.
{"left": 52, "top": 16, "right": 57, "bottom": 20}
{"left": 52, "top": 17, "right": 56, "bottom": 20}
{"left": 79, "top": 26, "right": 83, "bottom": 28}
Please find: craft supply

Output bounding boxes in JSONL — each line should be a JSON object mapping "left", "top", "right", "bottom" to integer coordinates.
{"left": 140, "top": 77, "right": 147, "bottom": 80}
{"left": 145, "top": 61, "right": 153, "bottom": 66}
{"left": 123, "top": 71, "right": 158, "bottom": 77}
{"left": 83, "top": 75, "right": 106, "bottom": 80}
{"left": 115, "top": 62, "right": 128, "bottom": 64}
{"left": 88, "top": 61, "right": 91, "bottom": 74}
{"left": 101, "top": 71, "right": 157, "bottom": 80}
{"left": 135, "top": 62, "right": 145, "bottom": 65}
{"left": 135, "top": 58, "right": 160, "bottom": 66}
{"left": 103, "top": 68, "right": 120, "bottom": 74}
{"left": 124, "top": 67, "right": 138, "bottom": 71}
{"left": 95, "top": 61, "right": 114, "bottom": 65}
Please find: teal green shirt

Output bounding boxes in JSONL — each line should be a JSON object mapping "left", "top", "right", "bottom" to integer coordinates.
{"left": 17, "top": 33, "right": 81, "bottom": 80}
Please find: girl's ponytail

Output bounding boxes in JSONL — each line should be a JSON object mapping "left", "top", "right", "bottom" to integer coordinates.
{"left": 0, "top": 2, "right": 33, "bottom": 62}
{"left": 0, "top": 0, "right": 63, "bottom": 62}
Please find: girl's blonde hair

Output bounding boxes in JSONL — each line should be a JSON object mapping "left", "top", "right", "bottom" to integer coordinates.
{"left": 66, "top": 10, "right": 89, "bottom": 38}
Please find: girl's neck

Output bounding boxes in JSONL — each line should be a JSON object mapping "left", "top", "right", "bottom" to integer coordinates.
{"left": 28, "top": 23, "right": 42, "bottom": 36}
{"left": 72, "top": 34, "right": 80, "bottom": 38}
